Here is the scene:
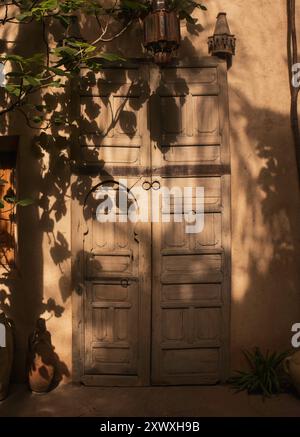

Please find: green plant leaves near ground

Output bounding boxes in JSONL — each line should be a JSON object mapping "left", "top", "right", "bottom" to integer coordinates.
{"left": 229, "top": 348, "right": 289, "bottom": 397}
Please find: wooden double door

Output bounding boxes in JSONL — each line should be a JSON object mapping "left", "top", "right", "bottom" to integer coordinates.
{"left": 72, "top": 58, "right": 231, "bottom": 386}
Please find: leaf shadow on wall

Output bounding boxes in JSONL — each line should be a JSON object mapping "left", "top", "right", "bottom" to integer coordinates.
{"left": 228, "top": 88, "right": 300, "bottom": 371}
{"left": 0, "top": 20, "right": 73, "bottom": 386}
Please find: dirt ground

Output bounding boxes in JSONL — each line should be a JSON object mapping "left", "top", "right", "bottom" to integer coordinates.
{"left": 0, "top": 384, "right": 300, "bottom": 417}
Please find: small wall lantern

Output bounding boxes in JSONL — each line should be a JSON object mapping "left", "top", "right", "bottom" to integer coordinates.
{"left": 208, "top": 12, "right": 236, "bottom": 59}
{"left": 143, "top": 0, "right": 181, "bottom": 65}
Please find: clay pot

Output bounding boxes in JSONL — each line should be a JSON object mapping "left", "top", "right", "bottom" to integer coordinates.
{"left": 28, "top": 318, "right": 55, "bottom": 394}
{"left": 0, "top": 312, "right": 14, "bottom": 401}
{"left": 284, "top": 351, "right": 300, "bottom": 395}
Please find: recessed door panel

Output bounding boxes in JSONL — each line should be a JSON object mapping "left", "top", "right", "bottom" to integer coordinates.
{"left": 79, "top": 66, "right": 150, "bottom": 167}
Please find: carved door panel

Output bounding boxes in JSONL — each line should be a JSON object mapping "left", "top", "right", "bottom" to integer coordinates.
{"left": 150, "top": 60, "right": 230, "bottom": 170}
{"left": 79, "top": 64, "right": 150, "bottom": 169}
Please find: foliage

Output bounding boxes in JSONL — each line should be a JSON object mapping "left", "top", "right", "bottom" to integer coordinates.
{"left": 229, "top": 348, "right": 289, "bottom": 397}
{"left": 168, "top": 0, "right": 207, "bottom": 23}
{"left": 0, "top": 1, "right": 206, "bottom": 211}
{"left": 0, "top": 0, "right": 207, "bottom": 121}
{"left": 0, "top": 172, "right": 34, "bottom": 212}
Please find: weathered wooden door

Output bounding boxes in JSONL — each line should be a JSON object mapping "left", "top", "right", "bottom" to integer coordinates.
{"left": 72, "top": 58, "right": 231, "bottom": 386}
{"left": 72, "top": 64, "right": 152, "bottom": 386}
{"left": 150, "top": 63, "right": 231, "bottom": 384}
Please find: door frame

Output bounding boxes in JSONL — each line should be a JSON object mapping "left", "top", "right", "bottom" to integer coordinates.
{"left": 71, "top": 56, "right": 231, "bottom": 385}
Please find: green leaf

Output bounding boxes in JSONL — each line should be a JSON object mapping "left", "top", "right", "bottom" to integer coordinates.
{"left": 23, "top": 76, "right": 41, "bottom": 87}
{"left": 4, "top": 196, "right": 16, "bottom": 204}
{"left": 16, "top": 11, "right": 33, "bottom": 22}
{"left": 53, "top": 46, "right": 78, "bottom": 57}
{"left": 4, "top": 54, "right": 26, "bottom": 63}
{"left": 5, "top": 84, "right": 21, "bottom": 97}
{"left": 32, "top": 116, "right": 43, "bottom": 124}
{"left": 98, "top": 53, "right": 126, "bottom": 62}
{"left": 28, "top": 53, "right": 45, "bottom": 65}
{"left": 49, "top": 67, "right": 67, "bottom": 76}
{"left": 17, "top": 198, "right": 34, "bottom": 207}
{"left": 67, "top": 40, "right": 92, "bottom": 48}
{"left": 0, "top": 178, "right": 8, "bottom": 185}
{"left": 41, "top": 0, "right": 59, "bottom": 9}
{"left": 84, "top": 46, "right": 97, "bottom": 54}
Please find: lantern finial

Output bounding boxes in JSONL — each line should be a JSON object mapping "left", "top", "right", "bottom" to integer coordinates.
{"left": 208, "top": 12, "right": 236, "bottom": 59}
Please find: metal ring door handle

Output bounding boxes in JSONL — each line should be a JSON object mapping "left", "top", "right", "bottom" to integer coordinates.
{"left": 121, "top": 278, "right": 129, "bottom": 288}
{"left": 142, "top": 181, "right": 152, "bottom": 191}
{"left": 152, "top": 180, "right": 161, "bottom": 190}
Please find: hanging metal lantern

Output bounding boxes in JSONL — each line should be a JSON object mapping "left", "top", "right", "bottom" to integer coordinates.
{"left": 143, "top": 0, "right": 181, "bottom": 64}
{"left": 208, "top": 12, "right": 236, "bottom": 58}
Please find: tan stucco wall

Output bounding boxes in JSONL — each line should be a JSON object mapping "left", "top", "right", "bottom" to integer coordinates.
{"left": 182, "top": 0, "right": 300, "bottom": 370}
{"left": 0, "top": 15, "right": 73, "bottom": 380}
{"left": 206, "top": 0, "right": 300, "bottom": 370}
{"left": 1, "top": 0, "right": 300, "bottom": 382}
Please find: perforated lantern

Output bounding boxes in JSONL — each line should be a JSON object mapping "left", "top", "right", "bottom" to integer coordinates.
{"left": 143, "top": 0, "right": 181, "bottom": 64}
{"left": 208, "top": 12, "right": 236, "bottom": 58}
